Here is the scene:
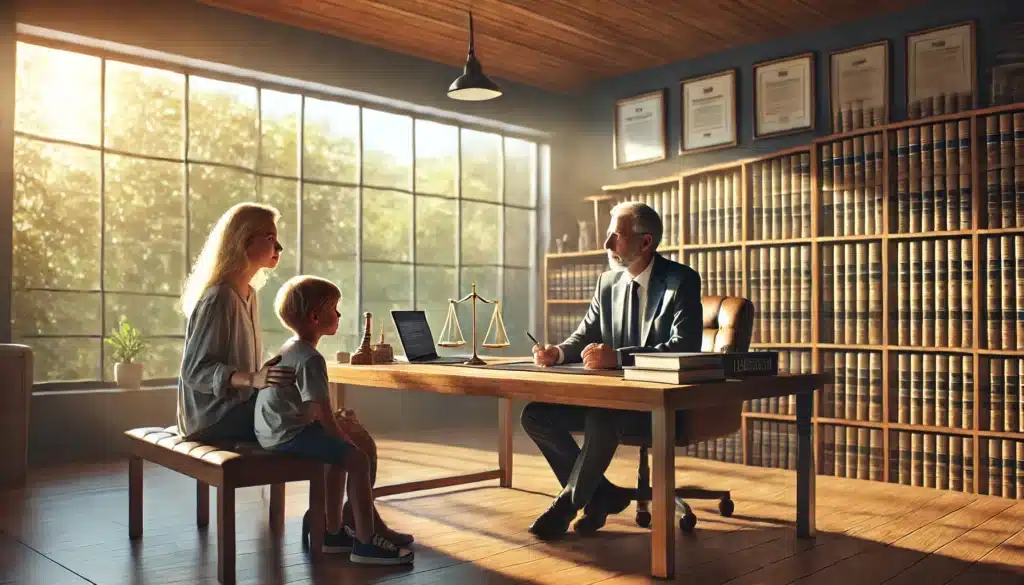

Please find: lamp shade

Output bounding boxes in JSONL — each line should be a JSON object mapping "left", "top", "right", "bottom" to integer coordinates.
{"left": 448, "top": 12, "right": 502, "bottom": 101}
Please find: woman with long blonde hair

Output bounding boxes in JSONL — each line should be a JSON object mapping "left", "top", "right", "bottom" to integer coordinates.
{"left": 176, "top": 202, "right": 295, "bottom": 442}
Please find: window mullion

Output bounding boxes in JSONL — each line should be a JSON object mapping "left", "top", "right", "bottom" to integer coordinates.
{"left": 410, "top": 120, "right": 417, "bottom": 310}
{"left": 355, "top": 107, "right": 364, "bottom": 339}
{"left": 297, "top": 96, "right": 305, "bottom": 274}
{"left": 98, "top": 58, "right": 107, "bottom": 381}
{"left": 456, "top": 129, "right": 463, "bottom": 300}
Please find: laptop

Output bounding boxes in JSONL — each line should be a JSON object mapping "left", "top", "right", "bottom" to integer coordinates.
{"left": 391, "top": 310, "right": 470, "bottom": 364}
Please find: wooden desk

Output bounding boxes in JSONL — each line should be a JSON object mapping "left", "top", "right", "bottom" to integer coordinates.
{"left": 326, "top": 358, "right": 826, "bottom": 580}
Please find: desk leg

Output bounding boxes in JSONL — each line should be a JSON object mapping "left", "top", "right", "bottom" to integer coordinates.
{"left": 796, "top": 391, "right": 816, "bottom": 538}
{"left": 651, "top": 406, "right": 676, "bottom": 579}
{"left": 498, "top": 398, "right": 513, "bottom": 488}
{"left": 330, "top": 382, "right": 346, "bottom": 411}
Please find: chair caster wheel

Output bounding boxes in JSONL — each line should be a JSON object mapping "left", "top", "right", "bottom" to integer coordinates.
{"left": 679, "top": 513, "right": 697, "bottom": 533}
{"left": 635, "top": 510, "right": 651, "bottom": 528}
{"left": 719, "top": 498, "right": 734, "bottom": 517}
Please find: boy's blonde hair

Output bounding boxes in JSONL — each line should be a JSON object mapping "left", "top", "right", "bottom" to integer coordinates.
{"left": 179, "top": 202, "right": 280, "bottom": 317}
{"left": 274, "top": 275, "right": 342, "bottom": 332}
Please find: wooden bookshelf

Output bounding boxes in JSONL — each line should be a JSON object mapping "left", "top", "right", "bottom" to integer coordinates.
{"left": 543, "top": 101, "right": 1024, "bottom": 499}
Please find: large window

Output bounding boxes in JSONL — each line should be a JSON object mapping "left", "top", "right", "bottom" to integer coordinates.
{"left": 12, "top": 41, "right": 542, "bottom": 385}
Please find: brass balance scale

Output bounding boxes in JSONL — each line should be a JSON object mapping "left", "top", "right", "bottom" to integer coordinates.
{"left": 437, "top": 282, "right": 510, "bottom": 365}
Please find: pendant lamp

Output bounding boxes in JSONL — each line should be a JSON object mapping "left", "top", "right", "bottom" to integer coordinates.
{"left": 448, "top": 11, "right": 502, "bottom": 101}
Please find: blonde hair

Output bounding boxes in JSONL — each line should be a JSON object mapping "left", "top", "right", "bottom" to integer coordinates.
{"left": 274, "top": 275, "right": 342, "bottom": 332}
{"left": 179, "top": 202, "right": 281, "bottom": 317}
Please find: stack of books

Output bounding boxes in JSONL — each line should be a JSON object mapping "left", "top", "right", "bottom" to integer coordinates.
{"left": 624, "top": 351, "right": 780, "bottom": 384}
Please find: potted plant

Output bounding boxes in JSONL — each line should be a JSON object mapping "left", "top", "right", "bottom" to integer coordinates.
{"left": 105, "top": 319, "right": 147, "bottom": 389}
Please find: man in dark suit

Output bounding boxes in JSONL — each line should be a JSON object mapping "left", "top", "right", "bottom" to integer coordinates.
{"left": 523, "top": 201, "right": 703, "bottom": 539}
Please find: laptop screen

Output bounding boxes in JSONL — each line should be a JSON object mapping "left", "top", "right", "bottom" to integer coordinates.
{"left": 391, "top": 311, "right": 439, "bottom": 361}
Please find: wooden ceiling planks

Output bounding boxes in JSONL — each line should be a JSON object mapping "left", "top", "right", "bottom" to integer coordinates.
{"left": 196, "top": 0, "right": 931, "bottom": 91}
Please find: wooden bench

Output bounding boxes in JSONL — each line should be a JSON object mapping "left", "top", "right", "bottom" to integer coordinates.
{"left": 125, "top": 426, "right": 326, "bottom": 585}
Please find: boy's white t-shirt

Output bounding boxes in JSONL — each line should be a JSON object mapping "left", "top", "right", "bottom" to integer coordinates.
{"left": 254, "top": 337, "right": 331, "bottom": 449}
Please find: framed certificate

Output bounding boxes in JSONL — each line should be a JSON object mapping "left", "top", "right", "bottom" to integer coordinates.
{"left": 680, "top": 69, "right": 738, "bottom": 155}
{"left": 613, "top": 89, "right": 667, "bottom": 169}
{"left": 906, "top": 21, "right": 976, "bottom": 118}
{"left": 829, "top": 40, "right": 889, "bottom": 132}
{"left": 753, "top": 52, "right": 815, "bottom": 139}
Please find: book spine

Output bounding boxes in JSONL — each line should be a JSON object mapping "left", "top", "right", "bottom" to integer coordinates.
{"left": 781, "top": 248, "right": 791, "bottom": 344}
{"left": 909, "top": 127, "right": 922, "bottom": 234}
{"left": 989, "top": 439, "right": 1001, "bottom": 496}
{"left": 1003, "top": 439, "right": 1015, "bottom": 498}
{"left": 781, "top": 157, "right": 792, "bottom": 240}
{"left": 801, "top": 246, "right": 812, "bottom": 343}
{"left": 846, "top": 351, "right": 858, "bottom": 421}
{"left": 1001, "top": 114, "right": 1015, "bottom": 228}
{"left": 923, "top": 354, "right": 936, "bottom": 427}
{"left": 964, "top": 437, "right": 974, "bottom": 493}
{"left": 946, "top": 121, "right": 960, "bottom": 230}
{"left": 865, "top": 134, "right": 876, "bottom": 235}
{"left": 910, "top": 353, "right": 923, "bottom": 425}
{"left": 733, "top": 171, "right": 743, "bottom": 244}
{"left": 988, "top": 237, "right": 1001, "bottom": 349}
{"left": 854, "top": 137, "right": 865, "bottom": 236}
{"left": 857, "top": 243, "right": 869, "bottom": 344}
{"left": 898, "top": 353, "right": 910, "bottom": 424}
{"left": 910, "top": 241, "right": 922, "bottom": 345}
{"left": 935, "top": 239, "right": 948, "bottom": 347}
{"left": 846, "top": 426, "right": 858, "bottom": 479}
{"left": 835, "top": 425, "right": 846, "bottom": 478}
{"left": 858, "top": 427, "right": 870, "bottom": 480}
{"left": 698, "top": 177, "right": 707, "bottom": 245}
{"left": 834, "top": 244, "right": 844, "bottom": 345}
{"left": 822, "top": 144, "right": 834, "bottom": 237}
{"left": 950, "top": 435, "right": 963, "bottom": 491}
{"left": 899, "top": 431, "right": 911, "bottom": 485}
{"left": 1003, "top": 235, "right": 1016, "bottom": 350}
{"left": 950, "top": 355, "right": 963, "bottom": 428}
{"left": 761, "top": 162, "right": 772, "bottom": 242}
{"left": 923, "top": 242, "right": 935, "bottom": 347}
{"left": 869, "top": 352, "right": 882, "bottom": 423}
{"left": 772, "top": 159, "right": 783, "bottom": 240}
{"left": 936, "top": 354, "right": 949, "bottom": 430}
{"left": 959, "top": 120, "right": 973, "bottom": 229}
{"left": 1018, "top": 236, "right": 1024, "bottom": 351}
{"left": 874, "top": 133, "right": 884, "bottom": 232}
{"left": 823, "top": 352, "right": 835, "bottom": 421}
{"left": 1005, "top": 359, "right": 1019, "bottom": 432}
{"left": 934, "top": 123, "right": 947, "bottom": 231}
{"left": 801, "top": 153, "right": 811, "bottom": 239}
{"left": 922, "top": 125, "right": 934, "bottom": 233}
{"left": 790, "top": 246, "right": 800, "bottom": 344}
{"left": 717, "top": 174, "right": 727, "bottom": 244}
{"left": 987, "top": 115, "right": 1000, "bottom": 228}
{"left": 844, "top": 139, "right": 855, "bottom": 237}
{"left": 845, "top": 243, "right": 857, "bottom": 345}
{"left": 963, "top": 356, "right": 974, "bottom": 430}
{"left": 1017, "top": 441, "right": 1024, "bottom": 499}
{"left": 991, "top": 358, "right": 1005, "bottom": 432}
{"left": 823, "top": 424, "right": 835, "bottom": 476}
{"left": 897, "top": 129, "right": 909, "bottom": 233}
{"left": 912, "top": 432, "right": 923, "bottom": 486}
{"left": 937, "top": 435, "right": 949, "bottom": 491}
{"left": 857, "top": 352, "right": 870, "bottom": 421}
{"left": 689, "top": 181, "right": 699, "bottom": 244}
{"left": 869, "top": 242, "right": 882, "bottom": 345}
{"left": 949, "top": 239, "right": 962, "bottom": 348}
{"left": 769, "top": 246, "right": 779, "bottom": 343}
{"left": 760, "top": 248, "right": 770, "bottom": 344}
{"left": 924, "top": 433, "right": 936, "bottom": 489}
{"left": 962, "top": 238, "right": 974, "bottom": 347}
{"left": 834, "top": 352, "right": 846, "bottom": 418}
{"left": 1017, "top": 113, "right": 1024, "bottom": 229}
{"left": 898, "top": 241, "right": 910, "bottom": 345}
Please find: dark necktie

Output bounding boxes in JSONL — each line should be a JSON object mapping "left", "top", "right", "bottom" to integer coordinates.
{"left": 625, "top": 280, "right": 641, "bottom": 347}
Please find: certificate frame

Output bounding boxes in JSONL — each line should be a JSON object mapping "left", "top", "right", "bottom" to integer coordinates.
{"left": 828, "top": 40, "right": 890, "bottom": 132}
{"left": 905, "top": 20, "right": 977, "bottom": 115}
{"left": 613, "top": 89, "right": 668, "bottom": 169}
{"left": 753, "top": 52, "right": 816, "bottom": 140}
{"left": 679, "top": 68, "right": 738, "bottom": 155}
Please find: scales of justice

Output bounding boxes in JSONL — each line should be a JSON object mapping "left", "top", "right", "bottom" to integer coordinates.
{"left": 437, "top": 282, "right": 510, "bottom": 365}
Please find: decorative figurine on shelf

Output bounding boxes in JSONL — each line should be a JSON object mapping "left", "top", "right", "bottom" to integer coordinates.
{"left": 553, "top": 233, "right": 569, "bottom": 254}
{"left": 371, "top": 323, "right": 394, "bottom": 363}
{"left": 577, "top": 220, "right": 591, "bottom": 252}
{"left": 350, "top": 312, "right": 374, "bottom": 365}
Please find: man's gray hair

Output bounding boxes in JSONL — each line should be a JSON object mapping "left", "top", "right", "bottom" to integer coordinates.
{"left": 611, "top": 201, "right": 663, "bottom": 250}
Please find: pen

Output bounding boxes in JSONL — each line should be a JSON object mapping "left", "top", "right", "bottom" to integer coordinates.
{"left": 526, "top": 331, "right": 539, "bottom": 346}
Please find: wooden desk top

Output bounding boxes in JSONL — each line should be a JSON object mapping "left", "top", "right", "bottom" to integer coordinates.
{"left": 327, "top": 357, "right": 827, "bottom": 412}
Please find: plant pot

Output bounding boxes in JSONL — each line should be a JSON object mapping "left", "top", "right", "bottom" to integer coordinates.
{"left": 115, "top": 362, "right": 144, "bottom": 390}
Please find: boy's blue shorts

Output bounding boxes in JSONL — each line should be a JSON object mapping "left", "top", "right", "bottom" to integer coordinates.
{"left": 270, "top": 422, "right": 352, "bottom": 464}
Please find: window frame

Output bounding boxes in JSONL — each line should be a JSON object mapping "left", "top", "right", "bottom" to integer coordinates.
{"left": 11, "top": 34, "right": 545, "bottom": 390}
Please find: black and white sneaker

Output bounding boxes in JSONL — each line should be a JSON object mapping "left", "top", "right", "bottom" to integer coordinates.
{"left": 350, "top": 534, "right": 414, "bottom": 565}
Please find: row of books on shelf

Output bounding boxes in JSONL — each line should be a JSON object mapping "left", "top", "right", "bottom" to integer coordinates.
{"left": 746, "top": 350, "right": 811, "bottom": 415}
{"left": 686, "top": 168, "right": 745, "bottom": 245}
{"left": 546, "top": 263, "right": 604, "bottom": 300}
{"left": 891, "top": 432, "right": 975, "bottom": 493}
{"left": 748, "top": 153, "right": 812, "bottom": 242}
{"left": 894, "top": 353, "right": 974, "bottom": 429}
{"left": 748, "top": 245, "right": 813, "bottom": 344}
{"left": 820, "top": 135, "right": 886, "bottom": 237}
{"left": 683, "top": 430, "right": 742, "bottom": 464}
{"left": 748, "top": 421, "right": 801, "bottom": 471}
{"left": 895, "top": 238, "right": 973, "bottom": 348}
{"left": 546, "top": 308, "right": 587, "bottom": 343}
{"left": 984, "top": 235, "right": 1024, "bottom": 350}
{"left": 893, "top": 120, "right": 974, "bottom": 234}
{"left": 977, "top": 357, "right": 1024, "bottom": 433}
{"left": 821, "top": 425, "right": 885, "bottom": 482}
{"left": 821, "top": 351, "right": 883, "bottom": 423}
{"left": 822, "top": 242, "right": 884, "bottom": 345}
{"left": 983, "top": 113, "right": 1024, "bottom": 230}
{"left": 605, "top": 185, "right": 681, "bottom": 248}
{"left": 977, "top": 439, "right": 1024, "bottom": 498}
{"left": 688, "top": 249, "right": 743, "bottom": 299}
{"left": 908, "top": 93, "right": 973, "bottom": 120}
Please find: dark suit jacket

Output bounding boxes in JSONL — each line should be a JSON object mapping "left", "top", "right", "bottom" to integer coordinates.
{"left": 557, "top": 253, "right": 703, "bottom": 366}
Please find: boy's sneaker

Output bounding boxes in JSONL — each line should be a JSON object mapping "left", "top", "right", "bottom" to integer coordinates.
{"left": 323, "top": 526, "right": 354, "bottom": 553}
{"left": 350, "top": 534, "right": 414, "bottom": 565}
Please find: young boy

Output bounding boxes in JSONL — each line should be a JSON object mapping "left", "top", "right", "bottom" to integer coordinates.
{"left": 254, "top": 275, "right": 413, "bottom": 565}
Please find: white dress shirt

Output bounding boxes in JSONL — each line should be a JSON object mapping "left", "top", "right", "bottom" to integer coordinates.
{"left": 555, "top": 258, "right": 655, "bottom": 365}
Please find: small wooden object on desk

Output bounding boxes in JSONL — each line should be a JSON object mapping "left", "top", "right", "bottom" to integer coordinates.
{"left": 350, "top": 312, "right": 374, "bottom": 365}
{"left": 371, "top": 324, "right": 394, "bottom": 363}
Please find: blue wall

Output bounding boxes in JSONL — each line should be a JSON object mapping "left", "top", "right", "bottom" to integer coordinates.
{"left": 572, "top": 0, "right": 1024, "bottom": 193}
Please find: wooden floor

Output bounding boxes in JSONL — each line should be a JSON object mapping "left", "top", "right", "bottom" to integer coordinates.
{"left": 2, "top": 427, "right": 1024, "bottom": 585}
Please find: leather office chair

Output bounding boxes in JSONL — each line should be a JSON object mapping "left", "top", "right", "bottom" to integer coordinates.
{"left": 622, "top": 295, "right": 754, "bottom": 533}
